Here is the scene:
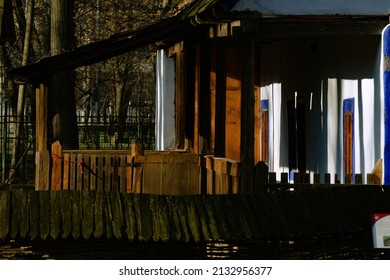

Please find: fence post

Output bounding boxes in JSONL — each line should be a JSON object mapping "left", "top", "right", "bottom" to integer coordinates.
{"left": 313, "top": 173, "right": 320, "bottom": 184}
{"left": 345, "top": 173, "right": 352, "bottom": 184}
{"left": 280, "top": 172, "right": 288, "bottom": 184}
{"left": 130, "top": 139, "right": 144, "bottom": 193}
{"left": 51, "top": 141, "right": 62, "bottom": 190}
{"left": 355, "top": 173, "right": 362, "bottom": 185}
{"left": 294, "top": 172, "right": 301, "bottom": 184}
{"left": 268, "top": 172, "right": 277, "bottom": 184}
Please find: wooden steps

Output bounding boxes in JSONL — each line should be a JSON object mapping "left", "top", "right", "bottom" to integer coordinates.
{"left": 0, "top": 186, "right": 390, "bottom": 242}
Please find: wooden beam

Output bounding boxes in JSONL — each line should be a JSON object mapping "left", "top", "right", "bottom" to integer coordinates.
{"left": 240, "top": 39, "right": 255, "bottom": 193}
{"left": 173, "top": 42, "right": 185, "bottom": 149}
{"left": 35, "top": 83, "right": 50, "bottom": 190}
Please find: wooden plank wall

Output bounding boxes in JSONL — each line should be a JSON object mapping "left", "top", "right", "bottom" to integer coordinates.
{"left": 203, "top": 156, "right": 240, "bottom": 194}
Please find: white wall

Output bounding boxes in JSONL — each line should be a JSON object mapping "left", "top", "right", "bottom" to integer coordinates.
{"left": 259, "top": 36, "right": 382, "bottom": 183}
{"left": 232, "top": 0, "right": 390, "bottom": 16}
{"left": 156, "top": 49, "right": 176, "bottom": 150}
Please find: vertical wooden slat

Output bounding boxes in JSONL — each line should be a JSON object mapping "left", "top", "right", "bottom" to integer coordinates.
{"left": 77, "top": 154, "right": 83, "bottom": 190}
{"left": 104, "top": 156, "right": 112, "bottom": 192}
{"left": 132, "top": 158, "right": 143, "bottom": 194}
{"left": 126, "top": 155, "right": 133, "bottom": 193}
{"left": 19, "top": 190, "right": 29, "bottom": 239}
{"left": 90, "top": 154, "right": 97, "bottom": 191}
{"left": 10, "top": 190, "right": 20, "bottom": 239}
{"left": 39, "top": 191, "right": 50, "bottom": 240}
{"left": 35, "top": 84, "right": 50, "bottom": 190}
{"left": 205, "top": 156, "right": 215, "bottom": 194}
{"left": 83, "top": 154, "right": 90, "bottom": 190}
{"left": 28, "top": 191, "right": 39, "bottom": 240}
{"left": 69, "top": 153, "right": 76, "bottom": 190}
{"left": 120, "top": 155, "right": 126, "bottom": 193}
{"left": 71, "top": 190, "right": 81, "bottom": 239}
{"left": 81, "top": 190, "right": 93, "bottom": 240}
{"left": 60, "top": 191, "right": 71, "bottom": 239}
{"left": 111, "top": 192, "right": 123, "bottom": 239}
{"left": 93, "top": 191, "right": 103, "bottom": 239}
{"left": 50, "top": 191, "right": 61, "bottom": 239}
{"left": 112, "top": 156, "right": 119, "bottom": 192}
{"left": 63, "top": 153, "right": 70, "bottom": 190}
{"left": 51, "top": 141, "right": 63, "bottom": 190}
{"left": 0, "top": 191, "right": 10, "bottom": 239}
{"left": 97, "top": 155, "right": 104, "bottom": 191}
{"left": 123, "top": 194, "right": 136, "bottom": 241}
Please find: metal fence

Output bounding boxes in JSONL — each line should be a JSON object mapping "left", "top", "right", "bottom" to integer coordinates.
{"left": 0, "top": 101, "right": 35, "bottom": 184}
{"left": 0, "top": 101, "right": 155, "bottom": 184}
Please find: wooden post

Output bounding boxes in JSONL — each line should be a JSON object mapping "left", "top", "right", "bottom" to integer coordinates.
{"left": 313, "top": 173, "right": 320, "bottom": 184}
{"left": 304, "top": 173, "right": 311, "bottom": 184}
{"left": 174, "top": 42, "right": 185, "bottom": 149}
{"left": 345, "top": 174, "right": 352, "bottom": 184}
{"left": 199, "top": 41, "right": 211, "bottom": 154}
{"left": 214, "top": 39, "right": 226, "bottom": 157}
{"left": 131, "top": 139, "right": 144, "bottom": 193}
{"left": 205, "top": 156, "right": 215, "bottom": 194}
{"left": 367, "top": 173, "right": 375, "bottom": 185}
{"left": 324, "top": 173, "right": 331, "bottom": 184}
{"left": 280, "top": 172, "right": 288, "bottom": 184}
{"left": 294, "top": 172, "right": 301, "bottom": 184}
{"left": 355, "top": 173, "right": 362, "bottom": 184}
{"left": 240, "top": 39, "right": 255, "bottom": 192}
{"left": 35, "top": 83, "right": 50, "bottom": 190}
{"left": 268, "top": 172, "right": 276, "bottom": 184}
{"left": 51, "top": 140, "right": 62, "bottom": 190}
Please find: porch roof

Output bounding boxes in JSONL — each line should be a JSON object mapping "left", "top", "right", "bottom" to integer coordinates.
{"left": 10, "top": 0, "right": 231, "bottom": 83}
{"left": 10, "top": 0, "right": 389, "bottom": 82}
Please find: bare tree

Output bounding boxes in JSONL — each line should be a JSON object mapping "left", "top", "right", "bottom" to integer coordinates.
{"left": 8, "top": 0, "right": 34, "bottom": 183}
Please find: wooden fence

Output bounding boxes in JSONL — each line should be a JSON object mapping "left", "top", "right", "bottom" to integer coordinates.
{"left": 2, "top": 186, "right": 390, "bottom": 241}
{"left": 49, "top": 141, "right": 382, "bottom": 194}
{"left": 203, "top": 156, "right": 240, "bottom": 194}
{"left": 50, "top": 141, "right": 200, "bottom": 194}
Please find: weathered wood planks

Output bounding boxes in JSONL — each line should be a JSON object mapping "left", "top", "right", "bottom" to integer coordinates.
{"left": 0, "top": 186, "right": 389, "bottom": 242}
{"left": 51, "top": 145, "right": 201, "bottom": 195}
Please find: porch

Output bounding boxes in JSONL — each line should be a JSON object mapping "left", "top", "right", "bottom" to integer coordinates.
{"left": 44, "top": 140, "right": 381, "bottom": 194}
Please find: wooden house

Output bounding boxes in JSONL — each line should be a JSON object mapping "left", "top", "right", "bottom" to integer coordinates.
{"left": 155, "top": 0, "right": 390, "bottom": 188}
{"left": 10, "top": 0, "right": 390, "bottom": 193}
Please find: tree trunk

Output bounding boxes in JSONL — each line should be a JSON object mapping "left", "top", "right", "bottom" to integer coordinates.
{"left": 8, "top": 0, "right": 34, "bottom": 183}
{"left": 49, "top": 0, "right": 78, "bottom": 149}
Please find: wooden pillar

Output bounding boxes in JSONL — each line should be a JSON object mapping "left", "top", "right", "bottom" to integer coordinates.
{"left": 214, "top": 39, "right": 226, "bottom": 157}
{"left": 240, "top": 39, "right": 255, "bottom": 192}
{"left": 199, "top": 41, "right": 211, "bottom": 154}
{"left": 174, "top": 42, "right": 185, "bottom": 149}
{"left": 35, "top": 83, "right": 50, "bottom": 190}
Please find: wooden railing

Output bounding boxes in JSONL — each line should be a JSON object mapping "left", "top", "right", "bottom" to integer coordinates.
{"left": 50, "top": 141, "right": 200, "bottom": 194}
{"left": 202, "top": 156, "right": 240, "bottom": 194}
